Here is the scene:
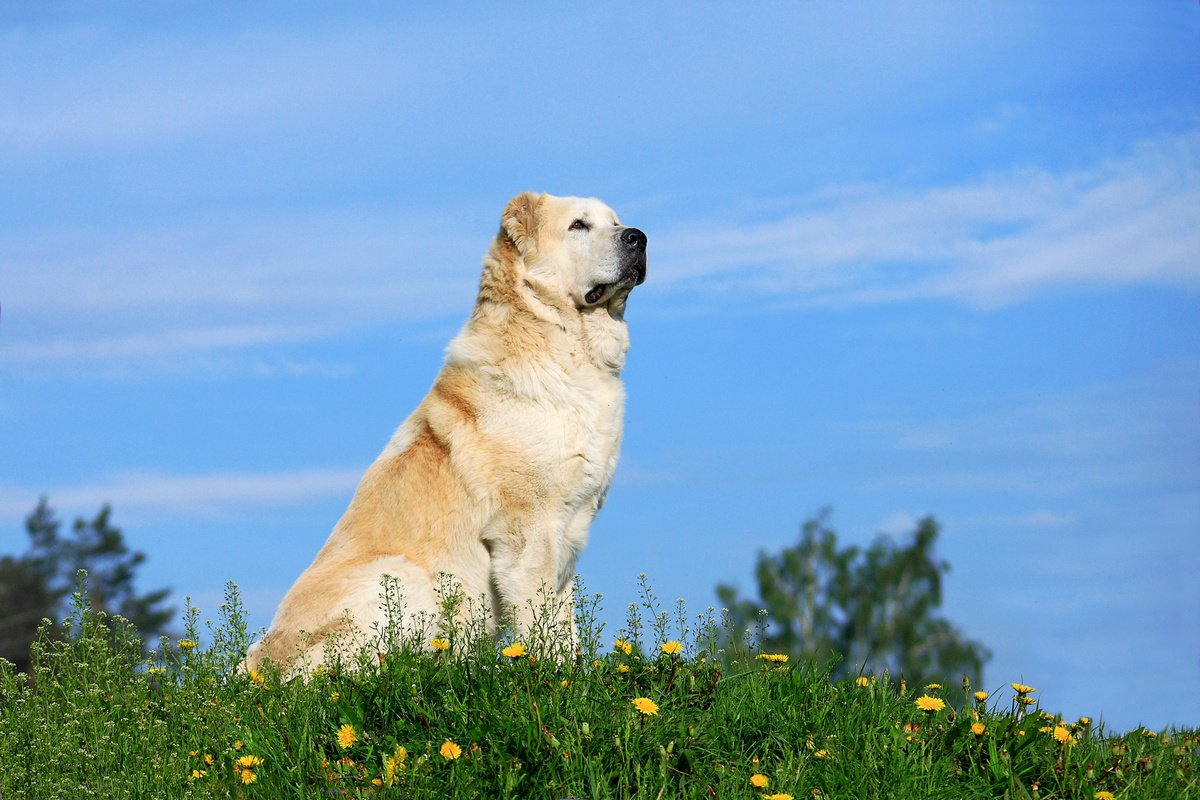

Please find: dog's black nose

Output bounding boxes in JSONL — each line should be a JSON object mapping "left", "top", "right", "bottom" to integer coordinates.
{"left": 621, "top": 227, "right": 647, "bottom": 250}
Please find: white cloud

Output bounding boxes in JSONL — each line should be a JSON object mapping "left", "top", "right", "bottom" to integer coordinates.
{"left": 5, "top": 128, "right": 1196, "bottom": 371}
{"left": 651, "top": 129, "right": 1200, "bottom": 307}
{"left": 0, "top": 211, "right": 481, "bottom": 367}
{"left": 0, "top": 467, "right": 362, "bottom": 525}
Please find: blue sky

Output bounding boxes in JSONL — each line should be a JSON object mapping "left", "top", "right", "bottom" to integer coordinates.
{"left": 1, "top": 2, "right": 1197, "bottom": 732}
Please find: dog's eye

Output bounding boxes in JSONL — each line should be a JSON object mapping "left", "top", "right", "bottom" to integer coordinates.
{"left": 569, "top": 219, "right": 590, "bottom": 232}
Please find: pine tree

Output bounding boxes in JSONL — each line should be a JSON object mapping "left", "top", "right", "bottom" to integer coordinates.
{"left": 0, "top": 498, "right": 173, "bottom": 670}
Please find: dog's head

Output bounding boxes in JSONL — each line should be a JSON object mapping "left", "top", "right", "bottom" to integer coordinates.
{"left": 499, "top": 192, "right": 647, "bottom": 313}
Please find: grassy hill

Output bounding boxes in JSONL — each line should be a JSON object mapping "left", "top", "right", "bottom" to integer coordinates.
{"left": 1, "top": 582, "right": 1195, "bottom": 799}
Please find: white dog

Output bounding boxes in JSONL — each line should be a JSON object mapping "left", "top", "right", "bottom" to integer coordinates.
{"left": 245, "top": 192, "right": 647, "bottom": 671}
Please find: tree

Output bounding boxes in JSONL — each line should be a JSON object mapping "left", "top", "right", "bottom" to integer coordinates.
{"left": 0, "top": 498, "right": 173, "bottom": 671}
{"left": 716, "top": 509, "right": 990, "bottom": 688}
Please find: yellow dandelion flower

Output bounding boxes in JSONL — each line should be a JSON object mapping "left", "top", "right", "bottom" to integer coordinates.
{"left": 1094, "top": 792, "right": 1114, "bottom": 800}
{"left": 813, "top": 749, "right": 829, "bottom": 759}
{"left": 855, "top": 676, "right": 870, "bottom": 687}
{"left": 661, "top": 640, "right": 683, "bottom": 656}
{"left": 632, "top": 697, "right": 659, "bottom": 716}
{"left": 502, "top": 642, "right": 527, "bottom": 659}
{"left": 178, "top": 639, "right": 198, "bottom": 651}
{"left": 189, "top": 769, "right": 207, "bottom": 780}
{"left": 618, "top": 664, "right": 631, "bottom": 673}
{"left": 974, "top": 691, "right": 989, "bottom": 702}
{"left": 560, "top": 679, "right": 570, "bottom": 688}
{"left": 750, "top": 773, "right": 769, "bottom": 788}
{"left": 1053, "top": 726, "right": 1071, "bottom": 744}
{"left": 614, "top": 639, "right": 633, "bottom": 655}
{"left": 1078, "top": 716, "right": 1092, "bottom": 726}
{"left": 1142, "top": 729, "right": 1158, "bottom": 738}
{"left": 337, "top": 724, "right": 358, "bottom": 749}
{"left": 430, "top": 638, "right": 450, "bottom": 651}
{"left": 240, "top": 769, "right": 257, "bottom": 785}
{"left": 440, "top": 740, "right": 462, "bottom": 760}
{"left": 233, "top": 740, "right": 244, "bottom": 751}
{"left": 330, "top": 691, "right": 339, "bottom": 702}
{"left": 235, "top": 755, "right": 264, "bottom": 769}
{"left": 915, "top": 695, "right": 945, "bottom": 712}
{"left": 765, "top": 794, "right": 794, "bottom": 800}
{"left": 203, "top": 753, "right": 213, "bottom": 765}
{"left": 1017, "top": 696, "right": 1036, "bottom": 706}
{"left": 971, "top": 722, "right": 986, "bottom": 736}
{"left": 758, "top": 653, "right": 790, "bottom": 663}
{"left": 189, "top": 750, "right": 199, "bottom": 757}
{"left": 925, "top": 683, "right": 942, "bottom": 691}
{"left": 372, "top": 777, "right": 382, "bottom": 787}
{"left": 1011, "top": 683, "right": 1035, "bottom": 695}
{"left": 249, "top": 669, "right": 265, "bottom": 685}
{"left": 147, "top": 667, "right": 166, "bottom": 676}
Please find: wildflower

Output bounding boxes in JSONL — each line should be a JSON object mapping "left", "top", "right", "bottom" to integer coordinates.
{"left": 915, "top": 695, "right": 945, "bottom": 712}
{"left": 765, "top": 794, "right": 794, "bottom": 800}
{"left": 233, "top": 740, "right": 244, "bottom": 750}
{"left": 560, "top": 679, "right": 570, "bottom": 688}
{"left": 203, "top": 754, "right": 214, "bottom": 766}
{"left": 189, "top": 750, "right": 199, "bottom": 757}
{"left": 147, "top": 667, "right": 166, "bottom": 676}
{"left": 384, "top": 745, "right": 407, "bottom": 786}
{"left": 236, "top": 755, "right": 264, "bottom": 769}
{"left": 855, "top": 676, "right": 870, "bottom": 687}
{"left": 661, "top": 640, "right": 683, "bottom": 656}
{"left": 430, "top": 638, "right": 450, "bottom": 651}
{"left": 249, "top": 669, "right": 265, "bottom": 685}
{"left": 1011, "top": 683, "right": 1036, "bottom": 695}
{"left": 1078, "top": 716, "right": 1092, "bottom": 726}
{"left": 188, "top": 769, "right": 207, "bottom": 780}
{"left": 241, "top": 769, "right": 257, "bottom": 785}
{"left": 1142, "top": 729, "right": 1158, "bottom": 738}
{"left": 813, "top": 749, "right": 829, "bottom": 759}
{"left": 632, "top": 697, "right": 659, "bottom": 716}
{"left": 1053, "top": 726, "right": 1071, "bottom": 744}
{"left": 972, "top": 722, "right": 986, "bottom": 736}
{"left": 337, "top": 724, "right": 358, "bottom": 749}
{"left": 502, "top": 642, "right": 527, "bottom": 659}
{"left": 974, "top": 691, "right": 989, "bottom": 702}
{"left": 330, "top": 691, "right": 340, "bottom": 702}
{"left": 372, "top": 778, "right": 382, "bottom": 786}
{"left": 1094, "top": 792, "right": 1114, "bottom": 800}
{"left": 925, "top": 683, "right": 942, "bottom": 691}
{"left": 440, "top": 740, "right": 462, "bottom": 760}
{"left": 178, "top": 639, "right": 198, "bottom": 651}
{"left": 750, "top": 773, "right": 769, "bottom": 788}
{"left": 618, "top": 664, "right": 630, "bottom": 673}
{"left": 1017, "top": 696, "right": 1036, "bottom": 706}
{"left": 758, "top": 653, "right": 789, "bottom": 663}
{"left": 614, "top": 639, "right": 633, "bottom": 655}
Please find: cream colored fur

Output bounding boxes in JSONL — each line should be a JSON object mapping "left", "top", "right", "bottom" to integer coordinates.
{"left": 245, "top": 193, "right": 646, "bottom": 672}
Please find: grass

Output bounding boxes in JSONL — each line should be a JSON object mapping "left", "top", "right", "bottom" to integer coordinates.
{"left": 0, "top": 578, "right": 1196, "bottom": 800}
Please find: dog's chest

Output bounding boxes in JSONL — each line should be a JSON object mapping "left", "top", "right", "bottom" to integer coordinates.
{"left": 530, "top": 366, "right": 625, "bottom": 504}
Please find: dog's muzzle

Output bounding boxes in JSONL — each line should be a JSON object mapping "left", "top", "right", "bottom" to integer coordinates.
{"left": 621, "top": 227, "right": 648, "bottom": 285}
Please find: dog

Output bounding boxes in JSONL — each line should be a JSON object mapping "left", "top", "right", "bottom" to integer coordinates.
{"left": 245, "top": 192, "right": 647, "bottom": 672}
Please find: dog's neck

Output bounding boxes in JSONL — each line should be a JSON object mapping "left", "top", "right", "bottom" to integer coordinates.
{"left": 470, "top": 253, "right": 630, "bottom": 375}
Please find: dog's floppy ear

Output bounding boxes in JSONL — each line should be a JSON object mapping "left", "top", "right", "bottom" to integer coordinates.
{"left": 501, "top": 191, "right": 544, "bottom": 258}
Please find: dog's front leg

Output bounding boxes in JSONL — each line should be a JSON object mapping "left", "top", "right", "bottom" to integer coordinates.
{"left": 486, "top": 516, "right": 575, "bottom": 652}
